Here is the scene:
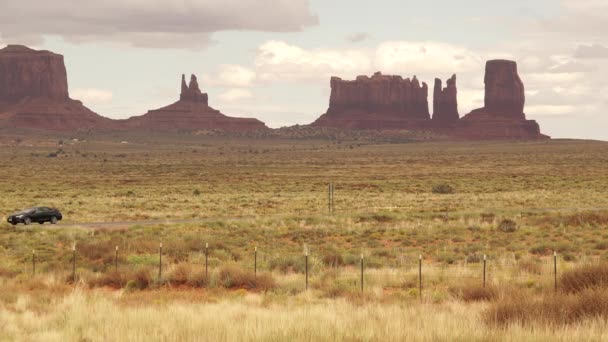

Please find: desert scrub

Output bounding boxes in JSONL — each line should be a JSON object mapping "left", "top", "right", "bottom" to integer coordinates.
{"left": 432, "top": 183, "right": 455, "bottom": 194}
{"left": 497, "top": 219, "right": 518, "bottom": 233}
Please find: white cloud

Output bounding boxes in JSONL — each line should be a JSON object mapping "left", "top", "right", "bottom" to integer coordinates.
{"left": 254, "top": 40, "right": 372, "bottom": 82}
{"left": 574, "top": 44, "right": 608, "bottom": 59}
{"left": 218, "top": 89, "right": 253, "bottom": 102}
{"left": 346, "top": 33, "right": 370, "bottom": 43}
{"left": 0, "top": 0, "right": 317, "bottom": 49}
{"left": 204, "top": 65, "right": 256, "bottom": 87}
{"left": 71, "top": 88, "right": 113, "bottom": 104}
{"left": 526, "top": 105, "right": 577, "bottom": 116}
{"left": 375, "top": 41, "right": 482, "bottom": 75}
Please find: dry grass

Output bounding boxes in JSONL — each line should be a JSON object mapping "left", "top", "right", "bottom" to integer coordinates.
{"left": 559, "top": 263, "right": 608, "bottom": 293}
{"left": 2, "top": 291, "right": 608, "bottom": 341}
{"left": 486, "top": 289, "right": 608, "bottom": 326}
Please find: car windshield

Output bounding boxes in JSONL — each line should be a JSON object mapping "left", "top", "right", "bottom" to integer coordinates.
{"left": 12, "top": 208, "right": 35, "bottom": 215}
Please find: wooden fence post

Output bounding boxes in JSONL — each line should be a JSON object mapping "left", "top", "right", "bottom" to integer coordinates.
{"left": 205, "top": 242, "right": 209, "bottom": 278}
{"left": 419, "top": 254, "right": 422, "bottom": 302}
{"left": 305, "top": 248, "right": 309, "bottom": 290}
{"left": 32, "top": 250, "right": 35, "bottom": 276}
{"left": 554, "top": 251, "right": 558, "bottom": 292}
{"left": 159, "top": 242, "right": 163, "bottom": 280}
{"left": 360, "top": 254, "right": 364, "bottom": 292}
{"left": 115, "top": 246, "right": 118, "bottom": 272}
{"left": 483, "top": 254, "right": 487, "bottom": 288}
{"left": 72, "top": 243, "right": 76, "bottom": 283}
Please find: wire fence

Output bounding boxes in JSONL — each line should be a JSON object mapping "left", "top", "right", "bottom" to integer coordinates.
{"left": 18, "top": 242, "right": 607, "bottom": 299}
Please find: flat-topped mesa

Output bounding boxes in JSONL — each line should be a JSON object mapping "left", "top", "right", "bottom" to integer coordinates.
{"left": 432, "top": 74, "right": 459, "bottom": 124}
{"left": 313, "top": 72, "right": 431, "bottom": 129}
{"left": 327, "top": 72, "right": 429, "bottom": 119}
{"left": 0, "top": 45, "right": 116, "bottom": 131}
{"left": 0, "top": 45, "right": 69, "bottom": 101}
{"left": 179, "top": 74, "right": 208, "bottom": 104}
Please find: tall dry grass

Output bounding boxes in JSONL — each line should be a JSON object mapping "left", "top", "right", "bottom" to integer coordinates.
{"left": 2, "top": 291, "right": 608, "bottom": 341}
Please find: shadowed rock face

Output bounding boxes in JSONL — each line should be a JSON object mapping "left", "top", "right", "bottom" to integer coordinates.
{"left": 180, "top": 74, "right": 208, "bottom": 104}
{"left": 0, "top": 45, "right": 69, "bottom": 101}
{"left": 124, "top": 74, "right": 266, "bottom": 132}
{"left": 0, "top": 45, "right": 114, "bottom": 131}
{"left": 484, "top": 60, "right": 525, "bottom": 119}
{"left": 432, "top": 74, "right": 459, "bottom": 124}
{"left": 312, "top": 72, "right": 431, "bottom": 129}
{"left": 456, "top": 60, "right": 547, "bottom": 140}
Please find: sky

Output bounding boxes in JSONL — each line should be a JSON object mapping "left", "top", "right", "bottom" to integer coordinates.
{"left": 0, "top": 0, "right": 606, "bottom": 140}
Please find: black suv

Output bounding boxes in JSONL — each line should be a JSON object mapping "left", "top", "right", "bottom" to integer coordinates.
{"left": 7, "top": 207, "right": 63, "bottom": 225}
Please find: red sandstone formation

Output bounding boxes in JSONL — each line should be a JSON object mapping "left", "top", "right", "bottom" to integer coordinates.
{"left": 124, "top": 74, "right": 266, "bottom": 132}
{"left": 180, "top": 74, "right": 208, "bottom": 103}
{"left": 0, "top": 45, "right": 113, "bottom": 131}
{"left": 311, "top": 72, "right": 431, "bottom": 129}
{"left": 311, "top": 60, "right": 548, "bottom": 140}
{"left": 456, "top": 60, "right": 547, "bottom": 140}
{"left": 432, "top": 74, "right": 459, "bottom": 124}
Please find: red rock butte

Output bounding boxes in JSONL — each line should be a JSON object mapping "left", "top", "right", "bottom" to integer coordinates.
{"left": 0, "top": 45, "right": 115, "bottom": 131}
{"left": 312, "top": 72, "right": 432, "bottom": 130}
{"left": 123, "top": 73, "right": 267, "bottom": 132}
{"left": 312, "top": 60, "right": 548, "bottom": 140}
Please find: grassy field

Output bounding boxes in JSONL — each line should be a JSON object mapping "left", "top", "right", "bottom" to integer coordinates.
{"left": 1, "top": 134, "right": 608, "bottom": 340}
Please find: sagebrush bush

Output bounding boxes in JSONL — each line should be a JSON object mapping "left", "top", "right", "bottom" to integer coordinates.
{"left": 88, "top": 271, "right": 128, "bottom": 289}
{"left": 432, "top": 183, "right": 455, "bottom": 194}
{"left": 497, "top": 219, "right": 518, "bottom": 233}
{"left": 217, "top": 265, "right": 275, "bottom": 291}
{"left": 450, "top": 284, "right": 498, "bottom": 302}
{"left": 169, "top": 263, "right": 191, "bottom": 286}
{"left": 133, "top": 268, "right": 151, "bottom": 290}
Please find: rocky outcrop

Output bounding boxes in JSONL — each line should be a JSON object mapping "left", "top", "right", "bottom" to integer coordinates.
{"left": 456, "top": 60, "right": 547, "bottom": 140}
{"left": 124, "top": 74, "right": 267, "bottom": 132}
{"left": 0, "top": 45, "right": 114, "bottom": 131}
{"left": 180, "top": 74, "right": 208, "bottom": 103}
{"left": 432, "top": 74, "right": 459, "bottom": 124}
{"left": 311, "top": 72, "right": 431, "bottom": 129}
{"left": 484, "top": 60, "right": 525, "bottom": 119}
{"left": 0, "top": 45, "right": 69, "bottom": 101}
{"left": 310, "top": 60, "right": 548, "bottom": 140}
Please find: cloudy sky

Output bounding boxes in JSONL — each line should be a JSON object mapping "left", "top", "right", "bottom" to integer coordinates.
{"left": 1, "top": 0, "right": 606, "bottom": 139}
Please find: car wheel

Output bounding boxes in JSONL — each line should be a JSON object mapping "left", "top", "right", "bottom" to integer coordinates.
{"left": 23, "top": 217, "right": 32, "bottom": 225}
{"left": 39, "top": 221, "right": 44, "bottom": 225}
{"left": 11, "top": 222, "right": 17, "bottom": 226}
{"left": 50, "top": 216, "right": 58, "bottom": 224}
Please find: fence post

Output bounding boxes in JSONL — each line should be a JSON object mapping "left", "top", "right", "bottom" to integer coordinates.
{"left": 331, "top": 183, "right": 335, "bottom": 212}
{"left": 554, "top": 251, "right": 557, "bottom": 292}
{"left": 115, "top": 245, "right": 118, "bottom": 272}
{"left": 32, "top": 250, "right": 35, "bottom": 276}
{"left": 360, "top": 254, "right": 364, "bottom": 292}
{"left": 419, "top": 254, "right": 422, "bottom": 302}
{"left": 159, "top": 242, "right": 163, "bottom": 280}
{"left": 254, "top": 247, "right": 257, "bottom": 278}
{"left": 483, "top": 254, "right": 487, "bottom": 288}
{"left": 305, "top": 249, "right": 309, "bottom": 290}
{"left": 205, "top": 242, "right": 209, "bottom": 278}
{"left": 72, "top": 243, "right": 76, "bottom": 283}
{"left": 328, "top": 183, "right": 332, "bottom": 213}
